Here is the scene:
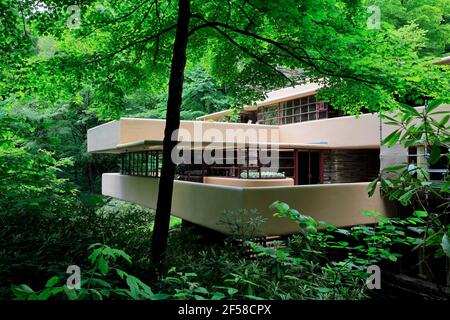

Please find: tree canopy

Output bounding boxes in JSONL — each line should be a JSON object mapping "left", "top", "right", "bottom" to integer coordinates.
{"left": 3, "top": 0, "right": 449, "bottom": 118}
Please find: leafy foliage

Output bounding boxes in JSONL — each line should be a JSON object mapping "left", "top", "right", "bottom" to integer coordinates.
{"left": 218, "top": 209, "right": 267, "bottom": 241}
{"left": 368, "top": 103, "right": 449, "bottom": 264}
{"left": 370, "top": 0, "right": 450, "bottom": 56}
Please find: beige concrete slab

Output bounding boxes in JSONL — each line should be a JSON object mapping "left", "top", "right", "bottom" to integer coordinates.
{"left": 102, "top": 174, "right": 397, "bottom": 235}
{"left": 203, "top": 176, "right": 295, "bottom": 187}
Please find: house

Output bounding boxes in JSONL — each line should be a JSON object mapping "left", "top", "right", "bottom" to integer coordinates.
{"left": 87, "top": 59, "right": 449, "bottom": 236}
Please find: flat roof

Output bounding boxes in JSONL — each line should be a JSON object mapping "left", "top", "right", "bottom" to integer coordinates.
{"left": 253, "top": 82, "right": 322, "bottom": 108}
{"left": 110, "top": 139, "right": 332, "bottom": 153}
{"left": 196, "top": 109, "right": 231, "bottom": 121}
{"left": 197, "top": 83, "right": 323, "bottom": 120}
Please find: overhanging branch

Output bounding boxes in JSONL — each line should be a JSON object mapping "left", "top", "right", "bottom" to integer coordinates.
{"left": 189, "top": 14, "right": 383, "bottom": 88}
{"left": 86, "top": 24, "right": 177, "bottom": 64}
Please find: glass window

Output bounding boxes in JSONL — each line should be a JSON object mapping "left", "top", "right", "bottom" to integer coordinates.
{"left": 257, "top": 95, "right": 328, "bottom": 124}
{"left": 301, "top": 105, "right": 308, "bottom": 113}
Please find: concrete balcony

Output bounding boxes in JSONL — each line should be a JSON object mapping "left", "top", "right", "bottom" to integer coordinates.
{"left": 102, "top": 173, "right": 397, "bottom": 236}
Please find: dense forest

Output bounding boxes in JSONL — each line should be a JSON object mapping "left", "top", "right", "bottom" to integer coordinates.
{"left": 1, "top": 0, "right": 449, "bottom": 301}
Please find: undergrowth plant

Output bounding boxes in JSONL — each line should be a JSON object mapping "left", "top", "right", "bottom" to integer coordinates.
{"left": 11, "top": 244, "right": 238, "bottom": 300}
{"left": 371, "top": 102, "right": 449, "bottom": 283}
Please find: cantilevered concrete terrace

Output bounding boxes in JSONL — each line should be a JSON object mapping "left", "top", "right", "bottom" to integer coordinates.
{"left": 87, "top": 84, "right": 449, "bottom": 235}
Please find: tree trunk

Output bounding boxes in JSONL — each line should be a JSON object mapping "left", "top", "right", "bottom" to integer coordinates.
{"left": 150, "top": 0, "right": 191, "bottom": 266}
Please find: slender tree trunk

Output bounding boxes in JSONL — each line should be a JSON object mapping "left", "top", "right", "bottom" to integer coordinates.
{"left": 150, "top": 0, "right": 191, "bottom": 266}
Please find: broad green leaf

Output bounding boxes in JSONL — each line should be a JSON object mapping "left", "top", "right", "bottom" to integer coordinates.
{"left": 438, "top": 114, "right": 449, "bottom": 128}
{"left": 90, "top": 289, "right": 103, "bottom": 300}
{"left": 150, "top": 293, "right": 171, "bottom": 300}
{"left": 11, "top": 284, "right": 34, "bottom": 297}
{"left": 211, "top": 292, "right": 225, "bottom": 300}
{"left": 367, "top": 178, "right": 379, "bottom": 197}
{"left": 270, "top": 201, "right": 290, "bottom": 213}
{"left": 383, "top": 164, "right": 407, "bottom": 172}
{"left": 398, "top": 189, "right": 414, "bottom": 206}
{"left": 363, "top": 210, "right": 381, "bottom": 217}
{"left": 97, "top": 256, "right": 109, "bottom": 276}
{"left": 400, "top": 104, "right": 421, "bottom": 117}
{"left": 382, "top": 130, "right": 400, "bottom": 147}
{"left": 245, "top": 295, "right": 265, "bottom": 300}
{"left": 429, "top": 142, "right": 441, "bottom": 165}
{"left": 194, "top": 287, "right": 209, "bottom": 294}
{"left": 126, "top": 276, "right": 140, "bottom": 300}
{"left": 426, "top": 100, "right": 443, "bottom": 114}
{"left": 45, "top": 276, "right": 59, "bottom": 288}
{"left": 413, "top": 210, "right": 428, "bottom": 217}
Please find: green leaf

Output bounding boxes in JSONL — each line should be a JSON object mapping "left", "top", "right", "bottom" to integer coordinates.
{"left": 270, "top": 201, "right": 290, "bottom": 213}
{"left": 11, "top": 284, "right": 34, "bottom": 297}
{"left": 426, "top": 100, "right": 443, "bottom": 114}
{"left": 45, "top": 276, "right": 59, "bottom": 288}
{"left": 363, "top": 210, "right": 381, "bottom": 217}
{"left": 35, "top": 290, "right": 52, "bottom": 300}
{"left": 126, "top": 276, "right": 140, "bottom": 300}
{"left": 380, "top": 114, "right": 399, "bottom": 124}
{"left": 400, "top": 104, "right": 421, "bottom": 117}
{"left": 150, "top": 293, "right": 171, "bottom": 300}
{"left": 194, "top": 287, "right": 209, "bottom": 294}
{"left": 334, "top": 228, "right": 351, "bottom": 236}
{"left": 51, "top": 287, "right": 64, "bottom": 295}
{"left": 407, "top": 226, "right": 425, "bottom": 234}
{"left": 398, "top": 189, "right": 414, "bottom": 206}
{"left": 413, "top": 210, "right": 428, "bottom": 217}
{"left": 245, "top": 295, "right": 265, "bottom": 300}
{"left": 382, "top": 130, "right": 400, "bottom": 147}
{"left": 116, "top": 269, "right": 129, "bottom": 280}
{"left": 383, "top": 164, "right": 407, "bottom": 172}
{"left": 63, "top": 286, "right": 78, "bottom": 300}
{"left": 438, "top": 114, "right": 449, "bottom": 128}
{"left": 88, "top": 243, "right": 102, "bottom": 250}
{"left": 90, "top": 278, "right": 112, "bottom": 288}
{"left": 388, "top": 255, "right": 398, "bottom": 262}
{"left": 367, "top": 178, "right": 379, "bottom": 197}
{"left": 429, "top": 142, "right": 441, "bottom": 165}
{"left": 211, "top": 292, "right": 225, "bottom": 300}
{"left": 88, "top": 248, "right": 102, "bottom": 264}
{"left": 90, "top": 289, "right": 103, "bottom": 300}
{"left": 227, "top": 287, "right": 238, "bottom": 296}
{"left": 97, "top": 256, "right": 109, "bottom": 276}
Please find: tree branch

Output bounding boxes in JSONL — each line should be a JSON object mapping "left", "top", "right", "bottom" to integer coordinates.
{"left": 190, "top": 14, "right": 383, "bottom": 88}
{"left": 86, "top": 24, "right": 177, "bottom": 64}
{"left": 203, "top": 23, "right": 293, "bottom": 84}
